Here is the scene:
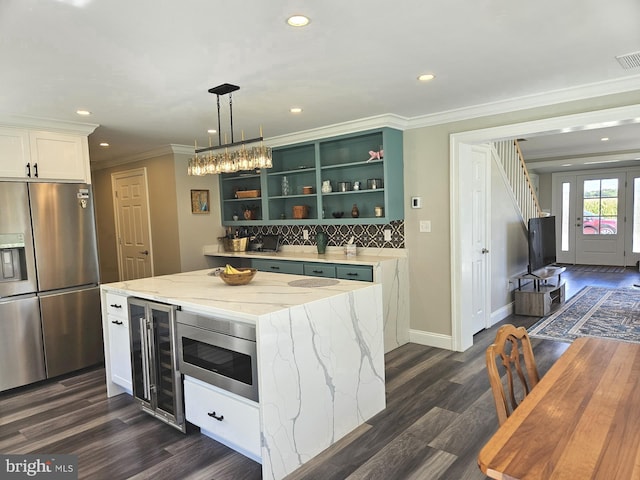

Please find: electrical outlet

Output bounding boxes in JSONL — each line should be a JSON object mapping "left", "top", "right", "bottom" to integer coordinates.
{"left": 384, "top": 229, "right": 392, "bottom": 242}
{"left": 303, "top": 230, "right": 309, "bottom": 240}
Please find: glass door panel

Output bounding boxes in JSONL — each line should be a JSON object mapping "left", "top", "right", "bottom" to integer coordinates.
{"left": 576, "top": 173, "right": 625, "bottom": 266}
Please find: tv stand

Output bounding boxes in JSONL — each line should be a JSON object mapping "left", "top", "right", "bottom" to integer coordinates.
{"left": 515, "top": 266, "right": 566, "bottom": 317}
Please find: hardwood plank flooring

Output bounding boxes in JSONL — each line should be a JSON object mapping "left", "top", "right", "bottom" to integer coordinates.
{"left": 1, "top": 267, "right": 638, "bottom": 479}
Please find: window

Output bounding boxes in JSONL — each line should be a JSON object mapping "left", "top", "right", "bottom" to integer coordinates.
{"left": 561, "top": 182, "right": 570, "bottom": 251}
{"left": 582, "top": 178, "right": 618, "bottom": 235}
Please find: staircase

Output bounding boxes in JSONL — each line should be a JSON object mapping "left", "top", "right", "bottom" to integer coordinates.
{"left": 493, "top": 140, "right": 542, "bottom": 225}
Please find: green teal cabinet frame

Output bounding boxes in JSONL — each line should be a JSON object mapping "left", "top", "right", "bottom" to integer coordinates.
{"left": 219, "top": 127, "right": 403, "bottom": 225}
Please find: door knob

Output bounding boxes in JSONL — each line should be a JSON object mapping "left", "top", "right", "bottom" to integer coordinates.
{"left": 481, "top": 248, "right": 490, "bottom": 254}
{"left": 139, "top": 250, "right": 149, "bottom": 255}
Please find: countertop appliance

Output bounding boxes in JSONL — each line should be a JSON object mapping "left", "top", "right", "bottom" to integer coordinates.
{"left": 176, "top": 310, "right": 258, "bottom": 402}
{"left": 128, "top": 298, "right": 185, "bottom": 432}
{"left": 0, "top": 182, "right": 102, "bottom": 392}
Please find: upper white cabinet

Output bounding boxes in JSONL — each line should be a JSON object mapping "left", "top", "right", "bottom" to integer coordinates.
{"left": 0, "top": 128, "right": 30, "bottom": 178}
{"left": 0, "top": 126, "right": 92, "bottom": 183}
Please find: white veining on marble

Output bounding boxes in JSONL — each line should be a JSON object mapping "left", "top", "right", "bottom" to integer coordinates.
{"left": 257, "top": 286, "right": 385, "bottom": 480}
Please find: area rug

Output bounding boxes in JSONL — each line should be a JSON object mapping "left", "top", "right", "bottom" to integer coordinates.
{"left": 559, "top": 264, "right": 628, "bottom": 274}
{"left": 528, "top": 286, "right": 640, "bottom": 343}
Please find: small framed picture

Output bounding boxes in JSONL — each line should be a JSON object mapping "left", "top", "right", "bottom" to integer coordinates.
{"left": 191, "top": 189, "right": 209, "bottom": 214}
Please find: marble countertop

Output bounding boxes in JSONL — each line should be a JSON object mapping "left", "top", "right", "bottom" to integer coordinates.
{"left": 203, "top": 244, "right": 405, "bottom": 266}
{"left": 101, "top": 268, "right": 376, "bottom": 323}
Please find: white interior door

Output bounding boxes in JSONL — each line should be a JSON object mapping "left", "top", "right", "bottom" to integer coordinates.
{"left": 112, "top": 168, "right": 153, "bottom": 281}
{"left": 575, "top": 173, "right": 626, "bottom": 266}
{"left": 470, "top": 145, "right": 491, "bottom": 334}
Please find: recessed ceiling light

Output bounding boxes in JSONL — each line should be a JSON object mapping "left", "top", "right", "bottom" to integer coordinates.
{"left": 600, "top": 137, "right": 610, "bottom": 141}
{"left": 207, "top": 129, "right": 217, "bottom": 134}
{"left": 76, "top": 109, "right": 91, "bottom": 116}
{"left": 561, "top": 164, "right": 573, "bottom": 167}
{"left": 417, "top": 73, "right": 435, "bottom": 82}
{"left": 290, "top": 107, "right": 303, "bottom": 114}
{"left": 99, "top": 142, "right": 109, "bottom": 147}
{"left": 287, "top": 15, "right": 310, "bottom": 27}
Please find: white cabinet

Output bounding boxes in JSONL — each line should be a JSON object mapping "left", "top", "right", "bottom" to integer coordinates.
{"left": 0, "top": 126, "right": 91, "bottom": 183}
{"left": 184, "top": 376, "right": 261, "bottom": 462}
{"left": 29, "top": 130, "right": 88, "bottom": 181}
{"left": 105, "top": 292, "right": 132, "bottom": 393}
{"left": 0, "top": 128, "right": 30, "bottom": 177}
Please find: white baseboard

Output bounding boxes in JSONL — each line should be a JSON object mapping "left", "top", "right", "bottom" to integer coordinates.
{"left": 409, "top": 329, "right": 453, "bottom": 350}
{"left": 490, "top": 302, "right": 513, "bottom": 327}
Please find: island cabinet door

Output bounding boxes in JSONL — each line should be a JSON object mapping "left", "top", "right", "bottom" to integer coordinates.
{"left": 184, "top": 376, "right": 261, "bottom": 462}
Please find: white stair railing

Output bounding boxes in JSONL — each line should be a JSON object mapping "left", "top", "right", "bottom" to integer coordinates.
{"left": 493, "top": 140, "right": 542, "bottom": 225}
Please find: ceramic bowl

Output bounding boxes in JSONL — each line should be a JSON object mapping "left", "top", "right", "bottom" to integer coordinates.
{"left": 332, "top": 211, "right": 344, "bottom": 218}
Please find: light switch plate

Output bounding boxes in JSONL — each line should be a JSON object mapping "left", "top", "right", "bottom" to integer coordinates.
{"left": 411, "top": 196, "right": 422, "bottom": 209}
{"left": 419, "top": 220, "right": 431, "bottom": 233}
{"left": 303, "top": 230, "right": 309, "bottom": 240}
{"left": 384, "top": 229, "right": 392, "bottom": 242}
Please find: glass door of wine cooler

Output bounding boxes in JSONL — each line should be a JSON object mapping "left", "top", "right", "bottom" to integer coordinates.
{"left": 128, "top": 298, "right": 185, "bottom": 432}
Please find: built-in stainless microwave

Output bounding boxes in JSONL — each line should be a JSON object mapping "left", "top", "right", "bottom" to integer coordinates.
{"left": 176, "top": 310, "right": 258, "bottom": 402}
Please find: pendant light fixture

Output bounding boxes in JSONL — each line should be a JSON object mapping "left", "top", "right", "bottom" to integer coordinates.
{"left": 188, "top": 83, "right": 272, "bottom": 176}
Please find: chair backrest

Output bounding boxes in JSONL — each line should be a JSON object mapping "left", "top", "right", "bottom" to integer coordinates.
{"left": 486, "top": 324, "right": 540, "bottom": 425}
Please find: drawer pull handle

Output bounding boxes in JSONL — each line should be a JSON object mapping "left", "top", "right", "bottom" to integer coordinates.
{"left": 111, "top": 320, "right": 123, "bottom": 325}
{"left": 270, "top": 266, "right": 280, "bottom": 270}
{"left": 312, "top": 270, "right": 323, "bottom": 274}
{"left": 346, "top": 272, "right": 359, "bottom": 276}
{"left": 110, "top": 303, "right": 122, "bottom": 308}
{"left": 208, "top": 411, "right": 224, "bottom": 421}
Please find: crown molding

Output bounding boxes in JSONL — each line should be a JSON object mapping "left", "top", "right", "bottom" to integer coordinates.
{"left": 407, "top": 74, "right": 640, "bottom": 129}
{"left": 265, "top": 114, "right": 409, "bottom": 147}
{"left": 94, "top": 75, "right": 640, "bottom": 170}
{"left": 91, "top": 144, "right": 183, "bottom": 171}
{"left": 0, "top": 113, "right": 98, "bottom": 135}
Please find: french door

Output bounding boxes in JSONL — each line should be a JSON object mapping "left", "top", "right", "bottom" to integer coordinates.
{"left": 553, "top": 169, "right": 640, "bottom": 267}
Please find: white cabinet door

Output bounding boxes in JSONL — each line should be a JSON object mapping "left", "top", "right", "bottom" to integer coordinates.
{"left": 184, "top": 376, "right": 261, "bottom": 461}
{"left": 29, "top": 131, "right": 89, "bottom": 182}
{"left": 0, "top": 127, "right": 30, "bottom": 178}
{"left": 105, "top": 293, "right": 132, "bottom": 393}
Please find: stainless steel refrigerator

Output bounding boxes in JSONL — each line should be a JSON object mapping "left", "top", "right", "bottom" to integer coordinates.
{"left": 0, "top": 182, "right": 102, "bottom": 392}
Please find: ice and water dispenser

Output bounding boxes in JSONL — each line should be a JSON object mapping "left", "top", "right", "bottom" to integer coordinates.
{"left": 0, "top": 233, "right": 28, "bottom": 284}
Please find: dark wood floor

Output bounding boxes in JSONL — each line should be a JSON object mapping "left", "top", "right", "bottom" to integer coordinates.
{"left": 1, "top": 267, "right": 638, "bottom": 480}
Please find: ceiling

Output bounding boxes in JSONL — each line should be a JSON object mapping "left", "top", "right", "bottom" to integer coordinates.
{"left": 2, "top": 0, "right": 640, "bottom": 169}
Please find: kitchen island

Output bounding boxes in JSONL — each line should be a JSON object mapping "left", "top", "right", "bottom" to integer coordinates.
{"left": 100, "top": 269, "right": 385, "bottom": 480}
{"left": 203, "top": 244, "right": 410, "bottom": 353}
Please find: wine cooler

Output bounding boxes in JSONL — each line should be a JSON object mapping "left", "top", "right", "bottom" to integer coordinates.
{"left": 128, "top": 298, "right": 185, "bottom": 432}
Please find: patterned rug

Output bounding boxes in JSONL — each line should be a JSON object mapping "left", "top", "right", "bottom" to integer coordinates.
{"left": 559, "top": 264, "right": 628, "bottom": 274}
{"left": 528, "top": 286, "right": 640, "bottom": 343}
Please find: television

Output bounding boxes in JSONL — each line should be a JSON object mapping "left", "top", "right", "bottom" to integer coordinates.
{"left": 527, "top": 216, "right": 557, "bottom": 275}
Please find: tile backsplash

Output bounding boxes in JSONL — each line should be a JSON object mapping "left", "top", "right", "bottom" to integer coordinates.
{"left": 237, "top": 220, "right": 405, "bottom": 249}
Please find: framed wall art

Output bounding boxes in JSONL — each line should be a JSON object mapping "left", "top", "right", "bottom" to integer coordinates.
{"left": 191, "top": 189, "right": 210, "bottom": 214}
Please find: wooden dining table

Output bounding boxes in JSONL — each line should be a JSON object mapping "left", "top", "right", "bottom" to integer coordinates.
{"left": 478, "top": 336, "right": 640, "bottom": 480}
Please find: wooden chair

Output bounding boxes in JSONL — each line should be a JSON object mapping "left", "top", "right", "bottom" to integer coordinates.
{"left": 486, "top": 324, "right": 540, "bottom": 425}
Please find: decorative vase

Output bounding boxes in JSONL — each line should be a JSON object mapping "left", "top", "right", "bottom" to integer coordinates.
{"left": 321, "top": 180, "right": 332, "bottom": 193}
{"left": 316, "top": 230, "right": 328, "bottom": 254}
{"left": 351, "top": 203, "right": 359, "bottom": 218}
